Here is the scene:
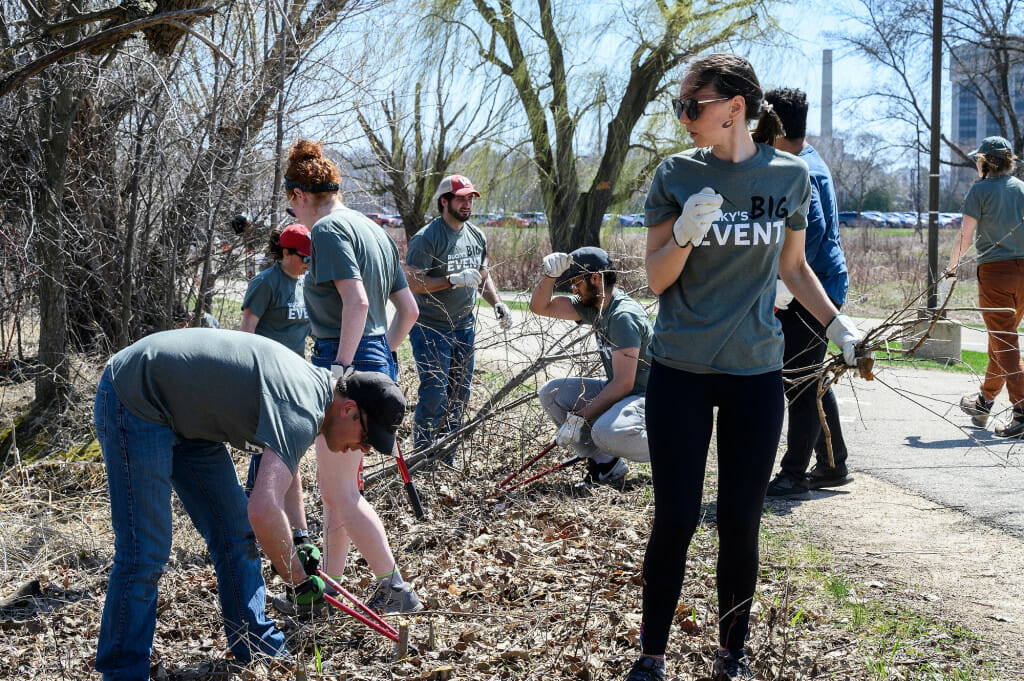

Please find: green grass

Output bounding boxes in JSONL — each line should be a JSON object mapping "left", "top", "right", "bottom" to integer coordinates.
{"left": 756, "top": 524, "right": 998, "bottom": 681}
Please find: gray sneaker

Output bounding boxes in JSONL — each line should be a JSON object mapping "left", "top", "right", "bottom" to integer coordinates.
{"left": 365, "top": 581, "right": 424, "bottom": 615}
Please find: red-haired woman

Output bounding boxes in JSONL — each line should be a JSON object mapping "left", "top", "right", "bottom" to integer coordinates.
{"left": 274, "top": 139, "right": 421, "bottom": 616}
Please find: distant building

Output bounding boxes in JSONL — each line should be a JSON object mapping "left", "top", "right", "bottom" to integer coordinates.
{"left": 949, "top": 41, "right": 1024, "bottom": 187}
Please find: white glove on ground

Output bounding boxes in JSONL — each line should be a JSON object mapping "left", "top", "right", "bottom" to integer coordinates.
{"left": 542, "top": 252, "right": 571, "bottom": 278}
{"left": 494, "top": 302, "right": 512, "bottom": 330}
{"left": 673, "top": 187, "right": 723, "bottom": 248}
{"left": 556, "top": 413, "right": 587, "bottom": 447}
{"left": 825, "top": 314, "right": 863, "bottom": 367}
{"left": 775, "top": 280, "right": 794, "bottom": 310}
{"left": 448, "top": 268, "right": 483, "bottom": 289}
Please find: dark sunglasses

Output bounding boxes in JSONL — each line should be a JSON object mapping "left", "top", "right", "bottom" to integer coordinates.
{"left": 300, "top": 255, "right": 310, "bottom": 264}
{"left": 286, "top": 206, "right": 296, "bottom": 217}
{"left": 356, "top": 405, "right": 372, "bottom": 450}
{"left": 671, "top": 96, "right": 730, "bottom": 122}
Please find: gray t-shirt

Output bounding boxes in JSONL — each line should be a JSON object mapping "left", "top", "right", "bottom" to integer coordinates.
{"left": 963, "top": 175, "right": 1024, "bottom": 265}
{"left": 571, "top": 288, "right": 653, "bottom": 395}
{"left": 108, "top": 329, "right": 332, "bottom": 473}
{"left": 644, "top": 144, "right": 811, "bottom": 375}
{"left": 304, "top": 207, "right": 409, "bottom": 339}
{"left": 405, "top": 217, "right": 488, "bottom": 331}
{"left": 241, "top": 262, "right": 310, "bottom": 356}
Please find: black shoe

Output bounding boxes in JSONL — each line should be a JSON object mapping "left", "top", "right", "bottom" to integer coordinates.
{"left": 712, "top": 649, "right": 759, "bottom": 680}
{"left": 995, "top": 410, "right": 1024, "bottom": 438}
{"left": 806, "top": 464, "right": 853, "bottom": 489}
{"left": 622, "top": 656, "right": 666, "bottom": 681}
{"left": 765, "top": 472, "right": 810, "bottom": 498}
{"left": 584, "top": 457, "right": 629, "bottom": 484}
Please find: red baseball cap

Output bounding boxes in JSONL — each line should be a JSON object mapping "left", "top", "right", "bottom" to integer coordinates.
{"left": 433, "top": 174, "right": 480, "bottom": 201}
{"left": 279, "top": 223, "right": 311, "bottom": 256}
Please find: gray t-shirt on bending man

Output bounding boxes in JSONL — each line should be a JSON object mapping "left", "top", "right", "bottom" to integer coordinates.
{"left": 405, "top": 216, "right": 488, "bottom": 331}
{"left": 571, "top": 288, "right": 653, "bottom": 395}
{"left": 304, "top": 207, "right": 409, "bottom": 339}
{"left": 242, "top": 262, "right": 310, "bottom": 355}
{"left": 644, "top": 144, "right": 810, "bottom": 375}
{"left": 107, "top": 329, "right": 333, "bottom": 473}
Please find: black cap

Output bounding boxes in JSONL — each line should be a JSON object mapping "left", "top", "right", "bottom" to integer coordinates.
{"left": 557, "top": 246, "right": 613, "bottom": 287}
{"left": 335, "top": 369, "right": 406, "bottom": 455}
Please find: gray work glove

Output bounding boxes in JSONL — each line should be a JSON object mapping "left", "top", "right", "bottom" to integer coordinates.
{"left": 672, "top": 187, "right": 723, "bottom": 248}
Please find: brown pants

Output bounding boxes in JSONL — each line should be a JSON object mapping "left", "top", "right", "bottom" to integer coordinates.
{"left": 978, "top": 258, "right": 1024, "bottom": 409}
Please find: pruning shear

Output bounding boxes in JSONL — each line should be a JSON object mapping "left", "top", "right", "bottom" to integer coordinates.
{"left": 498, "top": 441, "right": 582, "bottom": 492}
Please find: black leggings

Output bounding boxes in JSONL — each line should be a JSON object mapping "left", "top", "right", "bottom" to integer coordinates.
{"left": 641, "top": 361, "right": 783, "bottom": 654}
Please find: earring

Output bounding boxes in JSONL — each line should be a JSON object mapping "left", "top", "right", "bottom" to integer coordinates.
{"left": 722, "top": 119, "right": 734, "bottom": 129}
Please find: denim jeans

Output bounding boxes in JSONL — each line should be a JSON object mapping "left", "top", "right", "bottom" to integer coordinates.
{"left": 538, "top": 377, "right": 650, "bottom": 462}
{"left": 408, "top": 324, "right": 475, "bottom": 451}
{"left": 311, "top": 335, "right": 398, "bottom": 380}
{"left": 776, "top": 298, "right": 849, "bottom": 475}
{"left": 94, "top": 368, "right": 284, "bottom": 680}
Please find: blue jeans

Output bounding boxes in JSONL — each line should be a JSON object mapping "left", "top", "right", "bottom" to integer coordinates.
{"left": 94, "top": 368, "right": 284, "bottom": 680}
{"left": 311, "top": 335, "right": 398, "bottom": 380}
{"left": 409, "top": 324, "right": 475, "bottom": 451}
{"left": 246, "top": 335, "right": 400, "bottom": 491}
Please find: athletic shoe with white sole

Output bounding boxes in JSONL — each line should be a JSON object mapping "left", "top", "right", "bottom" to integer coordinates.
{"left": 584, "top": 457, "right": 629, "bottom": 484}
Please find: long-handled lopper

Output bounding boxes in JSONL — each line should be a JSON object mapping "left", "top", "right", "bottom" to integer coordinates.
{"left": 394, "top": 441, "right": 425, "bottom": 519}
{"left": 498, "top": 441, "right": 582, "bottom": 492}
{"left": 317, "top": 569, "right": 399, "bottom": 641}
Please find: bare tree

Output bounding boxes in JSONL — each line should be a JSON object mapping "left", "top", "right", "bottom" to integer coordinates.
{"left": 837, "top": 0, "right": 1024, "bottom": 170}
{"left": 347, "top": 41, "right": 516, "bottom": 240}
{"left": 426, "top": 0, "right": 778, "bottom": 251}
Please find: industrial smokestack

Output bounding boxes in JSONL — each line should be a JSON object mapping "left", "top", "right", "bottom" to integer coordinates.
{"left": 821, "top": 49, "right": 833, "bottom": 138}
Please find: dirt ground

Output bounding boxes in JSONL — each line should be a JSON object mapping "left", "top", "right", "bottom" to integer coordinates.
{"left": 769, "top": 472, "right": 1024, "bottom": 677}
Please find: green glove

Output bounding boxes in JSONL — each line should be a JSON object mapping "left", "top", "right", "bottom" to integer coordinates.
{"left": 295, "top": 543, "right": 321, "bottom": 576}
{"left": 288, "top": 575, "right": 325, "bottom": 606}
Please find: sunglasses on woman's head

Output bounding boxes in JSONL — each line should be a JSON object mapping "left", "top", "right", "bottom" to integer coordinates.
{"left": 671, "top": 96, "right": 730, "bottom": 121}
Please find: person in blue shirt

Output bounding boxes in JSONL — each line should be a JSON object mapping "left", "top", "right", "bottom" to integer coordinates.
{"left": 763, "top": 87, "right": 854, "bottom": 498}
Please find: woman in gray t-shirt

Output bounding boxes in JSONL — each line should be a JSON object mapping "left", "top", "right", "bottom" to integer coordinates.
{"left": 241, "top": 223, "right": 311, "bottom": 356}
{"left": 945, "top": 136, "right": 1024, "bottom": 437}
{"left": 623, "top": 54, "right": 863, "bottom": 681}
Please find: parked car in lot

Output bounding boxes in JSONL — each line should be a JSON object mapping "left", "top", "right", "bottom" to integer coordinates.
{"left": 939, "top": 212, "right": 963, "bottom": 229}
{"left": 518, "top": 211, "right": 547, "bottom": 228}
{"left": 485, "top": 214, "right": 531, "bottom": 228}
{"left": 618, "top": 213, "right": 645, "bottom": 227}
{"left": 365, "top": 213, "right": 402, "bottom": 228}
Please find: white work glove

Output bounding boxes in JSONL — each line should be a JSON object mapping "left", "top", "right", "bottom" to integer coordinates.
{"left": 448, "top": 268, "right": 483, "bottom": 289}
{"left": 494, "top": 302, "right": 512, "bottom": 330}
{"left": 672, "top": 187, "right": 723, "bottom": 248}
{"left": 775, "top": 280, "right": 794, "bottom": 310}
{"left": 825, "top": 314, "right": 864, "bottom": 367}
{"left": 556, "top": 413, "right": 587, "bottom": 447}
{"left": 542, "top": 252, "right": 571, "bottom": 278}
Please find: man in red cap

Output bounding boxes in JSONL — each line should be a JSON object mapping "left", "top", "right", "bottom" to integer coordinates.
{"left": 403, "top": 174, "right": 512, "bottom": 461}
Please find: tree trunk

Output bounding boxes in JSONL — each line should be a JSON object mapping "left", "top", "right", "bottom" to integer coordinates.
{"left": 34, "top": 58, "right": 78, "bottom": 409}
